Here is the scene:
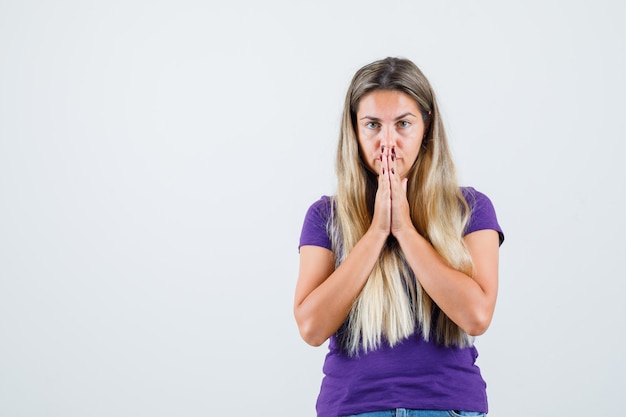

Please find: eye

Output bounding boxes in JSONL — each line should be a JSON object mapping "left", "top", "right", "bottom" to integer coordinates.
{"left": 397, "top": 120, "right": 410, "bottom": 128}
{"left": 366, "top": 122, "right": 380, "bottom": 129}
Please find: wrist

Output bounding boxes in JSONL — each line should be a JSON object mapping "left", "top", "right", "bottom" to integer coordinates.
{"left": 392, "top": 225, "right": 420, "bottom": 243}
{"left": 365, "top": 227, "right": 390, "bottom": 246}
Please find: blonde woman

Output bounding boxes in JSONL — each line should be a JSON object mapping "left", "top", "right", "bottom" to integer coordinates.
{"left": 294, "top": 57, "right": 504, "bottom": 417}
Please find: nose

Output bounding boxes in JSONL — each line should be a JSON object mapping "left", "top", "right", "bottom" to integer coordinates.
{"left": 380, "top": 126, "right": 396, "bottom": 149}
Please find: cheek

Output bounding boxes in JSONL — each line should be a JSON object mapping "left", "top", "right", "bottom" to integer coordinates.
{"left": 398, "top": 140, "right": 422, "bottom": 164}
{"left": 357, "top": 136, "right": 378, "bottom": 156}
{"left": 357, "top": 144, "right": 380, "bottom": 173}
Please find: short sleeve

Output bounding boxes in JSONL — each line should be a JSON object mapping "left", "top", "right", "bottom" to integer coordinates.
{"left": 299, "top": 196, "right": 333, "bottom": 251}
{"left": 462, "top": 187, "right": 505, "bottom": 246}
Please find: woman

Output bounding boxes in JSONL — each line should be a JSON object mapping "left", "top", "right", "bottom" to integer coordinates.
{"left": 294, "top": 57, "right": 504, "bottom": 417}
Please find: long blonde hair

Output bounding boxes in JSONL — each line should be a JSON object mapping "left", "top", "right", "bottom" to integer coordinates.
{"left": 330, "top": 57, "right": 474, "bottom": 355}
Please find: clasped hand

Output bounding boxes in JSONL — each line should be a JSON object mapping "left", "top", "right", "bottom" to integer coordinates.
{"left": 371, "top": 146, "right": 414, "bottom": 238}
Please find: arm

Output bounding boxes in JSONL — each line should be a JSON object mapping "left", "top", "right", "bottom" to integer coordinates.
{"left": 294, "top": 229, "right": 388, "bottom": 347}
{"left": 387, "top": 153, "right": 500, "bottom": 335}
{"left": 294, "top": 158, "right": 393, "bottom": 347}
{"left": 394, "top": 227, "right": 500, "bottom": 336}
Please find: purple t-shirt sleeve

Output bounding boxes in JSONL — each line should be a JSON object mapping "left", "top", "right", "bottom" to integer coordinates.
{"left": 462, "top": 187, "right": 504, "bottom": 245}
{"left": 299, "top": 195, "right": 332, "bottom": 251}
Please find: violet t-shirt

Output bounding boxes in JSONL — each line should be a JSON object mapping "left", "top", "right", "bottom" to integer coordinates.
{"left": 299, "top": 187, "right": 504, "bottom": 417}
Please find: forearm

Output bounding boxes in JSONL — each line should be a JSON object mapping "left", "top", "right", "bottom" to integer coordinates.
{"left": 294, "top": 229, "right": 388, "bottom": 346}
{"left": 394, "top": 228, "right": 497, "bottom": 335}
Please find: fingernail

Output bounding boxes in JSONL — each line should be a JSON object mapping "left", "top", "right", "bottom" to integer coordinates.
{"left": 392, "top": 146, "right": 396, "bottom": 155}
{"left": 391, "top": 155, "right": 395, "bottom": 161}
{"left": 391, "top": 168, "right": 395, "bottom": 175}
{"left": 382, "top": 167, "right": 386, "bottom": 174}
{"left": 381, "top": 146, "right": 385, "bottom": 152}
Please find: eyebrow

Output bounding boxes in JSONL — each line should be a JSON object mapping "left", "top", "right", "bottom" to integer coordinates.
{"left": 359, "top": 112, "right": 418, "bottom": 121}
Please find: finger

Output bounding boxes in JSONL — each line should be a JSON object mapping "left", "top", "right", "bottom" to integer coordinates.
{"left": 381, "top": 152, "right": 390, "bottom": 180}
{"left": 377, "top": 156, "right": 390, "bottom": 201}
{"left": 380, "top": 145, "right": 389, "bottom": 172}
{"left": 389, "top": 147, "right": 402, "bottom": 192}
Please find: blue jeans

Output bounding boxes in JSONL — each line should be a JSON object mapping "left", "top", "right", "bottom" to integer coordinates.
{"left": 341, "top": 410, "right": 484, "bottom": 417}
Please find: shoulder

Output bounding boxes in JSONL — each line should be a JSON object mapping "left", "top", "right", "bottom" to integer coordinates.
{"left": 461, "top": 187, "right": 494, "bottom": 211}
{"left": 461, "top": 187, "right": 505, "bottom": 245}
{"left": 302, "top": 195, "right": 333, "bottom": 228}
{"left": 299, "top": 195, "right": 334, "bottom": 251}
{"left": 306, "top": 195, "right": 333, "bottom": 217}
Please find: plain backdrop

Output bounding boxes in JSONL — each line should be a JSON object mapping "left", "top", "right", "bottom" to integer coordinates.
{"left": 1, "top": 1, "right": 624, "bottom": 416}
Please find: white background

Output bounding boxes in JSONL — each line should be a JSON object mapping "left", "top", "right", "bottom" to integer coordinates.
{"left": 1, "top": 1, "right": 624, "bottom": 416}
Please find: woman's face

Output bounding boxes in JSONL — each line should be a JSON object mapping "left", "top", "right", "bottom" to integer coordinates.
{"left": 355, "top": 89, "right": 426, "bottom": 179}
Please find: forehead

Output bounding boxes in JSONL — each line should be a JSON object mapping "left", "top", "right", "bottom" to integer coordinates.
{"left": 356, "top": 90, "right": 419, "bottom": 116}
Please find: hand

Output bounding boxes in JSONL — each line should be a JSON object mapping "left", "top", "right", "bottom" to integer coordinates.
{"left": 370, "top": 146, "right": 392, "bottom": 236}
{"left": 370, "top": 146, "right": 414, "bottom": 237}
{"left": 388, "top": 147, "right": 413, "bottom": 237}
